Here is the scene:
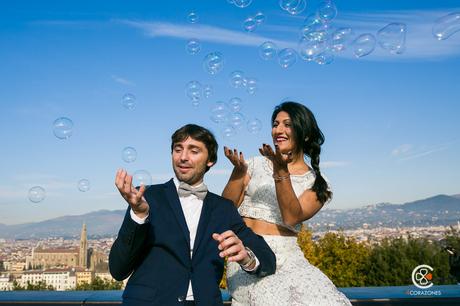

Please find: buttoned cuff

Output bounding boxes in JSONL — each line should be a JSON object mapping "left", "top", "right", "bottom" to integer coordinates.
{"left": 130, "top": 209, "right": 149, "bottom": 224}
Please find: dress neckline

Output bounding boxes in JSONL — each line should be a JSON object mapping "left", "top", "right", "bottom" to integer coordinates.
{"left": 261, "top": 156, "right": 313, "bottom": 177}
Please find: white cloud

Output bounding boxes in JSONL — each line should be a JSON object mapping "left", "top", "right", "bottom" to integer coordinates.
{"left": 208, "top": 168, "right": 232, "bottom": 176}
{"left": 391, "top": 144, "right": 413, "bottom": 156}
{"left": 117, "top": 8, "right": 460, "bottom": 61}
{"left": 115, "top": 19, "right": 294, "bottom": 49}
{"left": 111, "top": 75, "right": 135, "bottom": 86}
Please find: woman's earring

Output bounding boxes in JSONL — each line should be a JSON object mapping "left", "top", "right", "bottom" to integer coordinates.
{"left": 304, "top": 137, "right": 309, "bottom": 142}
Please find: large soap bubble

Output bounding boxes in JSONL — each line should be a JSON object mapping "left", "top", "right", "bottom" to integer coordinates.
{"left": 432, "top": 12, "right": 460, "bottom": 40}
{"left": 377, "top": 23, "right": 406, "bottom": 54}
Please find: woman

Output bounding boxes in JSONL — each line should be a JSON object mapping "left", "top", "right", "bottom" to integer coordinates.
{"left": 222, "top": 102, "right": 352, "bottom": 305}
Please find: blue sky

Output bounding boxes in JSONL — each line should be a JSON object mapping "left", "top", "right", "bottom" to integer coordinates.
{"left": 0, "top": 0, "right": 459, "bottom": 225}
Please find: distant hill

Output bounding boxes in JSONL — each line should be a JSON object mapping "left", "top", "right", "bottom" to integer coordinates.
{"left": 0, "top": 209, "right": 125, "bottom": 239}
{"left": 307, "top": 194, "right": 460, "bottom": 231}
{"left": 1, "top": 194, "right": 460, "bottom": 239}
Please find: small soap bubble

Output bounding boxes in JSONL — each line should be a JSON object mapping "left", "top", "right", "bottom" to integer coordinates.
{"left": 259, "top": 41, "right": 277, "bottom": 61}
{"left": 187, "top": 12, "right": 199, "bottom": 23}
{"left": 229, "top": 112, "right": 246, "bottom": 129}
{"left": 186, "top": 38, "right": 201, "bottom": 55}
{"left": 243, "top": 17, "right": 257, "bottom": 32}
{"left": 352, "top": 33, "right": 376, "bottom": 58}
{"left": 53, "top": 117, "right": 74, "bottom": 140}
{"left": 278, "top": 48, "right": 298, "bottom": 68}
{"left": 186, "top": 80, "right": 202, "bottom": 101}
{"left": 228, "top": 97, "right": 242, "bottom": 112}
{"left": 221, "top": 125, "right": 237, "bottom": 139}
{"left": 28, "top": 186, "right": 46, "bottom": 203}
{"left": 317, "top": 0, "right": 337, "bottom": 23}
{"left": 298, "top": 38, "right": 327, "bottom": 61}
{"left": 233, "top": 0, "right": 252, "bottom": 8}
{"left": 122, "top": 93, "right": 136, "bottom": 110}
{"left": 245, "top": 77, "right": 258, "bottom": 95}
{"left": 254, "top": 12, "right": 266, "bottom": 24}
{"left": 210, "top": 101, "right": 230, "bottom": 123}
{"left": 247, "top": 118, "right": 262, "bottom": 134}
{"left": 203, "top": 52, "right": 224, "bottom": 75}
{"left": 330, "top": 27, "right": 354, "bottom": 52}
{"left": 77, "top": 179, "right": 91, "bottom": 192}
{"left": 203, "top": 84, "right": 213, "bottom": 99}
{"left": 133, "top": 170, "right": 152, "bottom": 187}
{"left": 229, "top": 71, "right": 245, "bottom": 88}
{"left": 122, "top": 146, "right": 137, "bottom": 163}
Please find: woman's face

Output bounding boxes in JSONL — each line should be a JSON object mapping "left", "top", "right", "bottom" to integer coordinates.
{"left": 272, "top": 111, "right": 297, "bottom": 154}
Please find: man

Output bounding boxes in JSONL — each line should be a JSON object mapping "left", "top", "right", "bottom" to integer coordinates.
{"left": 109, "top": 124, "right": 276, "bottom": 306}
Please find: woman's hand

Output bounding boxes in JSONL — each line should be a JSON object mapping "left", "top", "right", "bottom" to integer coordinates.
{"left": 259, "top": 143, "right": 292, "bottom": 172}
{"left": 224, "top": 146, "right": 248, "bottom": 177}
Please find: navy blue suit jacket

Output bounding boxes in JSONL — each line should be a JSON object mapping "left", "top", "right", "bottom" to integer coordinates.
{"left": 109, "top": 179, "right": 276, "bottom": 306}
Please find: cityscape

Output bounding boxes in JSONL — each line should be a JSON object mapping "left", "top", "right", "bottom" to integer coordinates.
{"left": 1, "top": 193, "right": 459, "bottom": 291}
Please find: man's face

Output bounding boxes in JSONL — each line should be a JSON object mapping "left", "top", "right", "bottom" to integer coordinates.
{"left": 172, "top": 136, "right": 214, "bottom": 186}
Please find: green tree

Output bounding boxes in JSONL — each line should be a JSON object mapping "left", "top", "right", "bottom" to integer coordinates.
{"left": 13, "top": 280, "right": 54, "bottom": 291}
{"left": 76, "top": 276, "right": 123, "bottom": 290}
{"left": 366, "top": 235, "right": 454, "bottom": 286}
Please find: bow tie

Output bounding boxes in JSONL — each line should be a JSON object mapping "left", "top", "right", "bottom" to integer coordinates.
{"left": 177, "top": 182, "right": 208, "bottom": 200}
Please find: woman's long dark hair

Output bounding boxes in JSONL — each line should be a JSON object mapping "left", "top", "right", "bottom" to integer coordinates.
{"left": 271, "top": 101, "right": 332, "bottom": 204}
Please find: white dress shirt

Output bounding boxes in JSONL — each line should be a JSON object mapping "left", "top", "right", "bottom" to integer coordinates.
{"left": 130, "top": 178, "right": 259, "bottom": 301}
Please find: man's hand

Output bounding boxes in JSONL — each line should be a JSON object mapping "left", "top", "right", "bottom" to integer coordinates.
{"left": 212, "top": 230, "right": 253, "bottom": 266}
{"left": 115, "top": 169, "right": 149, "bottom": 218}
{"left": 223, "top": 146, "right": 248, "bottom": 177}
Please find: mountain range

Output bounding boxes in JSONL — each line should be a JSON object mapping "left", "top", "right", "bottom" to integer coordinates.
{"left": 1, "top": 194, "right": 459, "bottom": 239}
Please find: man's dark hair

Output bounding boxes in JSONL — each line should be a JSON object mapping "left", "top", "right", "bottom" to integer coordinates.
{"left": 171, "top": 124, "right": 218, "bottom": 172}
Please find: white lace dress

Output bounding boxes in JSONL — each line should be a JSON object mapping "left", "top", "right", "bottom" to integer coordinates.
{"left": 227, "top": 156, "right": 352, "bottom": 306}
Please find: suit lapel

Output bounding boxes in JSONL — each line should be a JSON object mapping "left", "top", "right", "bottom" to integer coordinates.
{"left": 192, "top": 193, "right": 214, "bottom": 255}
{"left": 163, "top": 179, "right": 190, "bottom": 247}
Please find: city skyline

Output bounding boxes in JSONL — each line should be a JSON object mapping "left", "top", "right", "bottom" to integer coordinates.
{"left": 1, "top": 0, "right": 459, "bottom": 225}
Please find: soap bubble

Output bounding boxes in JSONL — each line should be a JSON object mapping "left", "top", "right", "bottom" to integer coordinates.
{"left": 221, "top": 125, "right": 237, "bottom": 139}
{"left": 259, "top": 41, "right": 277, "bottom": 60}
{"left": 187, "top": 12, "right": 199, "bottom": 23}
{"left": 133, "top": 170, "right": 152, "bottom": 187}
{"left": 278, "top": 48, "right": 298, "bottom": 68}
{"left": 247, "top": 118, "right": 262, "bottom": 134}
{"left": 53, "top": 117, "right": 74, "bottom": 140}
{"left": 301, "top": 22, "right": 330, "bottom": 42}
{"left": 433, "top": 12, "right": 460, "bottom": 40}
{"left": 203, "top": 52, "right": 224, "bottom": 75}
{"left": 245, "top": 77, "right": 258, "bottom": 95}
{"left": 210, "top": 101, "right": 230, "bottom": 123}
{"left": 186, "top": 80, "right": 202, "bottom": 101}
{"left": 330, "top": 27, "right": 354, "bottom": 52}
{"left": 28, "top": 186, "right": 46, "bottom": 203}
{"left": 77, "top": 179, "right": 91, "bottom": 192}
{"left": 191, "top": 100, "right": 200, "bottom": 108}
{"left": 229, "top": 112, "right": 246, "bottom": 129}
{"left": 243, "top": 17, "right": 257, "bottom": 32}
{"left": 122, "top": 146, "right": 137, "bottom": 163}
{"left": 186, "top": 38, "right": 201, "bottom": 55}
{"left": 228, "top": 97, "right": 242, "bottom": 112}
{"left": 203, "top": 84, "right": 213, "bottom": 99}
{"left": 377, "top": 23, "right": 406, "bottom": 54}
{"left": 122, "top": 93, "right": 136, "bottom": 110}
{"left": 317, "top": 0, "right": 337, "bottom": 23}
{"left": 298, "top": 38, "right": 327, "bottom": 61}
{"left": 280, "top": 0, "right": 306, "bottom": 15}
{"left": 233, "top": 0, "right": 252, "bottom": 8}
{"left": 254, "top": 12, "right": 266, "bottom": 24}
{"left": 315, "top": 50, "right": 334, "bottom": 65}
{"left": 352, "top": 33, "right": 376, "bottom": 58}
{"left": 229, "top": 71, "right": 245, "bottom": 88}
